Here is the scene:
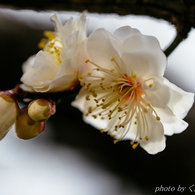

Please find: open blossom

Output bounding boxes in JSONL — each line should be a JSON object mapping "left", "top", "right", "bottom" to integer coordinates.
{"left": 21, "top": 11, "right": 87, "bottom": 92}
{"left": 72, "top": 27, "right": 194, "bottom": 154}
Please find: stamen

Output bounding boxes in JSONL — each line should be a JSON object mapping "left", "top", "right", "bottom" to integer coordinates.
{"left": 80, "top": 81, "right": 84, "bottom": 86}
{"left": 132, "top": 143, "right": 138, "bottom": 149}
{"left": 82, "top": 57, "right": 161, "bottom": 151}
{"left": 79, "top": 75, "right": 84, "bottom": 79}
{"left": 145, "top": 136, "right": 149, "bottom": 141}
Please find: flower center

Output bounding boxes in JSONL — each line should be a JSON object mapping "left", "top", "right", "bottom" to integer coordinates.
{"left": 38, "top": 31, "right": 64, "bottom": 66}
{"left": 79, "top": 57, "right": 160, "bottom": 149}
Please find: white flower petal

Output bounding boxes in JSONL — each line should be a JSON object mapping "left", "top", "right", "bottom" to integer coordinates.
{"left": 164, "top": 78, "right": 194, "bottom": 118}
{"left": 78, "top": 11, "right": 87, "bottom": 43}
{"left": 87, "top": 28, "right": 125, "bottom": 71}
{"left": 22, "top": 55, "right": 36, "bottom": 73}
{"left": 27, "top": 66, "right": 58, "bottom": 85}
{"left": 72, "top": 89, "right": 87, "bottom": 112}
{"left": 155, "top": 106, "right": 188, "bottom": 136}
{"left": 143, "top": 78, "right": 170, "bottom": 108}
{"left": 122, "top": 49, "right": 166, "bottom": 79}
{"left": 140, "top": 116, "right": 165, "bottom": 154}
{"left": 32, "top": 51, "right": 57, "bottom": 69}
{"left": 114, "top": 26, "right": 145, "bottom": 52}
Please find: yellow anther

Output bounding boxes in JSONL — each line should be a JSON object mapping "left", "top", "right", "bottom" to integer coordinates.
{"left": 132, "top": 144, "right": 138, "bottom": 149}
{"left": 134, "top": 121, "right": 137, "bottom": 124}
{"left": 101, "top": 77, "right": 105, "bottom": 81}
{"left": 100, "top": 129, "right": 104, "bottom": 133}
{"left": 79, "top": 75, "right": 84, "bottom": 79}
{"left": 144, "top": 108, "right": 147, "bottom": 113}
{"left": 145, "top": 136, "right": 149, "bottom": 141}
{"left": 87, "top": 72, "right": 92, "bottom": 76}
{"left": 38, "top": 38, "right": 47, "bottom": 49}
{"left": 88, "top": 106, "right": 92, "bottom": 113}
{"left": 111, "top": 57, "right": 115, "bottom": 61}
{"left": 132, "top": 74, "right": 136, "bottom": 79}
{"left": 130, "top": 141, "right": 134, "bottom": 145}
{"left": 139, "top": 137, "right": 142, "bottom": 140}
{"left": 58, "top": 58, "right": 62, "bottom": 64}
{"left": 96, "top": 68, "right": 100, "bottom": 71}
{"left": 101, "top": 117, "right": 104, "bottom": 120}
{"left": 107, "top": 132, "right": 110, "bottom": 135}
{"left": 80, "top": 81, "right": 84, "bottom": 86}
{"left": 89, "top": 89, "right": 95, "bottom": 93}
{"left": 49, "top": 42, "right": 54, "bottom": 47}
{"left": 111, "top": 134, "right": 115, "bottom": 138}
{"left": 85, "top": 59, "right": 90, "bottom": 63}
{"left": 85, "top": 113, "right": 89, "bottom": 116}
{"left": 44, "top": 31, "right": 56, "bottom": 41}
{"left": 119, "top": 124, "right": 124, "bottom": 128}
{"left": 156, "top": 116, "right": 160, "bottom": 121}
{"left": 149, "top": 84, "right": 153, "bottom": 88}
{"left": 113, "top": 140, "right": 118, "bottom": 144}
{"left": 85, "top": 95, "right": 90, "bottom": 101}
{"left": 92, "top": 93, "right": 97, "bottom": 98}
{"left": 110, "top": 69, "right": 114, "bottom": 72}
{"left": 94, "top": 99, "right": 99, "bottom": 103}
{"left": 118, "top": 107, "right": 123, "bottom": 112}
{"left": 92, "top": 115, "right": 97, "bottom": 119}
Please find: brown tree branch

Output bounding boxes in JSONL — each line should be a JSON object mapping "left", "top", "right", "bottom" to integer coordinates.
{"left": 1, "top": 0, "right": 194, "bottom": 56}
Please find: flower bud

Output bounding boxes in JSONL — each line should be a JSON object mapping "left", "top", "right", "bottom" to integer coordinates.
{"left": 28, "top": 99, "right": 55, "bottom": 122}
{"left": 15, "top": 108, "right": 45, "bottom": 140}
{"left": 0, "top": 91, "right": 18, "bottom": 140}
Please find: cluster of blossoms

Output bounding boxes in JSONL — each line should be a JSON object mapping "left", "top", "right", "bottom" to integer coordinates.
{"left": 0, "top": 12, "right": 194, "bottom": 154}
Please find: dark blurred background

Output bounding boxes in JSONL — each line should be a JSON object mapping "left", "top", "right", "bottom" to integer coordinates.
{"left": 0, "top": 3, "right": 195, "bottom": 195}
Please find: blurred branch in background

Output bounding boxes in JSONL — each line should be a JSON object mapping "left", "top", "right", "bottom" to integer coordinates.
{"left": 1, "top": 0, "right": 195, "bottom": 56}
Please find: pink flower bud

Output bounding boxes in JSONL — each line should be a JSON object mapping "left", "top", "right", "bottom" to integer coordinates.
{"left": 28, "top": 99, "right": 55, "bottom": 122}
{"left": 15, "top": 108, "right": 45, "bottom": 140}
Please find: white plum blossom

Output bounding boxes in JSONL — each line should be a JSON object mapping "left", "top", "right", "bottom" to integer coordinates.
{"left": 72, "top": 27, "right": 194, "bottom": 154}
{"left": 21, "top": 11, "right": 87, "bottom": 92}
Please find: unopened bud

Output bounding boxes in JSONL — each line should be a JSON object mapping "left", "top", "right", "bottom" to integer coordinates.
{"left": 0, "top": 91, "right": 18, "bottom": 140}
{"left": 28, "top": 99, "right": 55, "bottom": 122}
{"left": 15, "top": 108, "right": 45, "bottom": 140}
